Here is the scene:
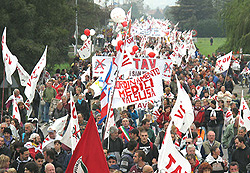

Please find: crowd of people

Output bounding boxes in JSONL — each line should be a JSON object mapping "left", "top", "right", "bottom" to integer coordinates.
{"left": 1, "top": 35, "right": 250, "bottom": 173}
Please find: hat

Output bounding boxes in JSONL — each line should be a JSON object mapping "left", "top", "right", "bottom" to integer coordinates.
{"left": 109, "top": 164, "right": 119, "bottom": 170}
{"left": 129, "top": 129, "right": 139, "bottom": 136}
{"left": 107, "top": 155, "right": 117, "bottom": 161}
{"left": 211, "top": 100, "right": 216, "bottom": 105}
{"left": 3, "top": 128, "right": 12, "bottom": 135}
{"left": 29, "top": 133, "right": 39, "bottom": 140}
{"left": 47, "top": 126, "right": 56, "bottom": 133}
{"left": 32, "top": 118, "right": 38, "bottom": 123}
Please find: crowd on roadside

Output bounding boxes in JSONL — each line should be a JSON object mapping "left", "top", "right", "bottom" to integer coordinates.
{"left": 1, "top": 36, "right": 250, "bottom": 173}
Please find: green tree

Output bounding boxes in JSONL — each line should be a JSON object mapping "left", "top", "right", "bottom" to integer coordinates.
{"left": 220, "top": 0, "right": 250, "bottom": 53}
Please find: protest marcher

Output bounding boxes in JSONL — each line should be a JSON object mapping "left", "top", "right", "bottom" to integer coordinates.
{"left": 11, "top": 147, "right": 32, "bottom": 173}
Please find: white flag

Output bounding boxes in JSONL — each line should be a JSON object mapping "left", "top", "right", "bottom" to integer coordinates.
{"left": 78, "top": 37, "right": 91, "bottom": 59}
{"left": 170, "top": 76, "right": 194, "bottom": 133}
{"left": 214, "top": 51, "right": 232, "bottom": 73}
{"left": 16, "top": 62, "right": 30, "bottom": 86}
{"left": 158, "top": 124, "right": 191, "bottom": 173}
{"left": 80, "top": 67, "right": 90, "bottom": 83}
{"left": 238, "top": 91, "right": 250, "bottom": 131}
{"left": 126, "top": 6, "right": 132, "bottom": 22}
{"left": 24, "top": 46, "right": 47, "bottom": 103}
{"left": 51, "top": 115, "right": 68, "bottom": 136}
{"left": 12, "top": 93, "right": 21, "bottom": 123}
{"left": 61, "top": 93, "right": 81, "bottom": 151}
{"left": 2, "top": 27, "right": 18, "bottom": 85}
{"left": 24, "top": 99, "right": 33, "bottom": 119}
{"left": 103, "top": 108, "right": 116, "bottom": 140}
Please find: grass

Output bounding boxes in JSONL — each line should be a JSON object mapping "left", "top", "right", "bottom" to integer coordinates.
{"left": 195, "top": 37, "right": 227, "bottom": 56}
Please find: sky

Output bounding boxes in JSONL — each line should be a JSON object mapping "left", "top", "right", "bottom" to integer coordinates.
{"left": 144, "top": 0, "right": 177, "bottom": 9}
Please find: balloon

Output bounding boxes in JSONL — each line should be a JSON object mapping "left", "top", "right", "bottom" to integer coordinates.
{"left": 110, "top": 7, "right": 126, "bottom": 23}
{"left": 111, "top": 39, "right": 117, "bottom": 46}
{"left": 117, "top": 40, "right": 124, "bottom": 47}
{"left": 80, "top": 34, "right": 87, "bottom": 41}
{"left": 84, "top": 29, "right": 90, "bottom": 36}
{"left": 116, "top": 46, "right": 120, "bottom": 51}
{"left": 132, "top": 45, "right": 139, "bottom": 52}
{"left": 130, "top": 51, "right": 135, "bottom": 55}
{"left": 90, "top": 29, "right": 95, "bottom": 36}
{"left": 148, "top": 52, "right": 156, "bottom": 58}
{"left": 121, "top": 21, "right": 128, "bottom": 27}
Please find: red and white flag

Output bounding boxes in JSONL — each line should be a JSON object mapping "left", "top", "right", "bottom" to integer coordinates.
{"left": 170, "top": 76, "right": 194, "bottom": 133}
{"left": 25, "top": 46, "right": 47, "bottom": 103}
{"left": 158, "top": 124, "right": 191, "bottom": 173}
{"left": 78, "top": 37, "right": 91, "bottom": 59}
{"left": 61, "top": 92, "right": 81, "bottom": 151}
{"left": 16, "top": 62, "right": 30, "bottom": 86}
{"left": 65, "top": 114, "right": 109, "bottom": 173}
{"left": 215, "top": 51, "right": 232, "bottom": 73}
{"left": 238, "top": 91, "right": 250, "bottom": 131}
{"left": 2, "top": 27, "right": 18, "bottom": 85}
{"left": 12, "top": 93, "right": 21, "bottom": 123}
{"left": 225, "top": 110, "right": 233, "bottom": 126}
{"left": 24, "top": 99, "right": 33, "bottom": 119}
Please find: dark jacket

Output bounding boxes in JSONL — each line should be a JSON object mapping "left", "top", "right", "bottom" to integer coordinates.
{"left": 51, "top": 107, "right": 68, "bottom": 119}
{"left": 11, "top": 156, "right": 32, "bottom": 173}
{"left": 120, "top": 148, "right": 135, "bottom": 173}
{"left": 204, "top": 108, "right": 224, "bottom": 127}
{"left": 52, "top": 148, "right": 67, "bottom": 167}
{"left": 137, "top": 140, "right": 158, "bottom": 165}
{"left": 232, "top": 146, "right": 250, "bottom": 173}
{"left": 75, "top": 99, "right": 89, "bottom": 120}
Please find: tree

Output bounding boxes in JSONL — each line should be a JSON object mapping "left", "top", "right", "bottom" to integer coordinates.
{"left": 220, "top": 0, "right": 250, "bottom": 53}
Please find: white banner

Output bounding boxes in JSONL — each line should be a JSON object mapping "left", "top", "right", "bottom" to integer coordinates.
{"left": 170, "top": 76, "right": 194, "bottom": 133}
{"left": 112, "top": 68, "right": 163, "bottom": 108}
{"left": 92, "top": 56, "right": 112, "bottom": 77}
{"left": 2, "top": 27, "right": 18, "bottom": 85}
{"left": 16, "top": 62, "right": 30, "bottom": 86}
{"left": 78, "top": 37, "right": 91, "bottom": 59}
{"left": 25, "top": 46, "right": 47, "bottom": 103}
{"left": 215, "top": 51, "right": 232, "bottom": 73}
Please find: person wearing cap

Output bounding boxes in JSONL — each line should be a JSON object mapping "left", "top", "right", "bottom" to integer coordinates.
{"left": 2, "top": 127, "right": 15, "bottom": 149}
{"left": 42, "top": 126, "right": 62, "bottom": 150}
{"left": 107, "top": 155, "right": 118, "bottom": 168}
{"left": 204, "top": 100, "right": 223, "bottom": 142}
{"left": 24, "top": 133, "right": 42, "bottom": 159}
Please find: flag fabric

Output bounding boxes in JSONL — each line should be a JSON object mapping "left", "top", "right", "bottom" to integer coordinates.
{"left": 65, "top": 114, "right": 109, "bottom": 173}
{"left": 16, "top": 62, "right": 30, "bottom": 86}
{"left": 78, "top": 37, "right": 91, "bottom": 60}
{"left": 214, "top": 51, "right": 232, "bottom": 73}
{"left": 2, "top": 27, "right": 18, "bottom": 85}
{"left": 170, "top": 76, "right": 194, "bottom": 133}
{"left": 126, "top": 6, "right": 132, "bottom": 22}
{"left": 90, "top": 76, "right": 104, "bottom": 98}
{"left": 80, "top": 67, "right": 90, "bottom": 83}
{"left": 100, "top": 61, "right": 113, "bottom": 119}
{"left": 158, "top": 124, "right": 191, "bottom": 173}
{"left": 50, "top": 115, "right": 68, "bottom": 136}
{"left": 24, "top": 99, "right": 33, "bottom": 119}
{"left": 103, "top": 108, "right": 116, "bottom": 140}
{"left": 12, "top": 94, "right": 21, "bottom": 123}
{"left": 24, "top": 46, "right": 47, "bottom": 103}
{"left": 238, "top": 92, "right": 250, "bottom": 131}
{"left": 61, "top": 92, "right": 81, "bottom": 151}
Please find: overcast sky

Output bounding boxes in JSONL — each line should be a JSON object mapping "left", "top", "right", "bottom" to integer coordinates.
{"left": 144, "top": 0, "right": 177, "bottom": 9}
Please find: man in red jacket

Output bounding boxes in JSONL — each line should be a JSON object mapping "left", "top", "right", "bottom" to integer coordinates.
{"left": 193, "top": 100, "right": 205, "bottom": 124}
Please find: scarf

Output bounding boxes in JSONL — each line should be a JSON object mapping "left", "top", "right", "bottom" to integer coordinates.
{"left": 78, "top": 99, "right": 83, "bottom": 105}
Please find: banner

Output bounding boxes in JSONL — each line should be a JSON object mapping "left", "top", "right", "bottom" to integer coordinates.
{"left": 2, "top": 27, "right": 18, "bottom": 85}
{"left": 24, "top": 46, "right": 47, "bottom": 103}
{"left": 92, "top": 56, "right": 112, "bottom": 77}
{"left": 78, "top": 37, "right": 91, "bottom": 60}
{"left": 215, "top": 51, "right": 232, "bottom": 73}
{"left": 112, "top": 68, "right": 163, "bottom": 108}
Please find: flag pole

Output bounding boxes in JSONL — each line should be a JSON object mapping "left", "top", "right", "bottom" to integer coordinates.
{"left": 1, "top": 68, "right": 6, "bottom": 122}
{"left": 102, "top": 34, "right": 127, "bottom": 142}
